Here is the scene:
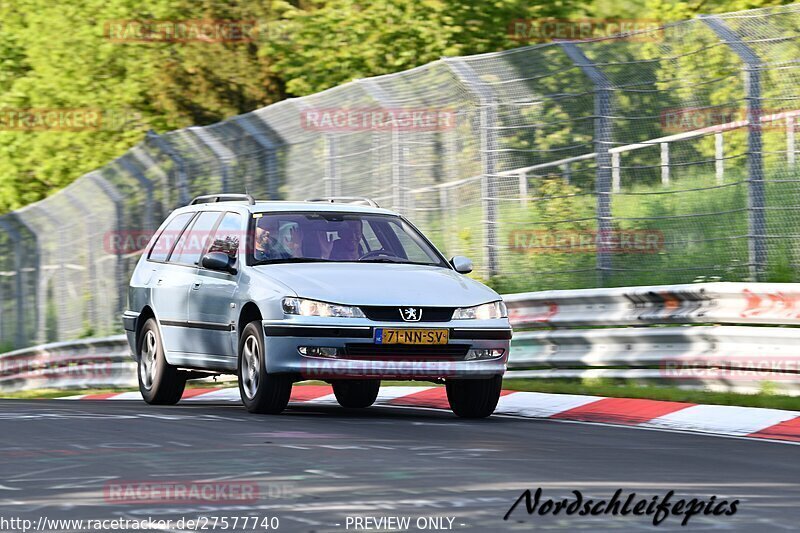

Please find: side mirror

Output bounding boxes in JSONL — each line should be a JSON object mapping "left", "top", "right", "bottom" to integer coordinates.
{"left": 201, "top": 252, "right": 236, "bottom": 274}
{"left": 450, "top": 255, "right": 473, "bottom": 274}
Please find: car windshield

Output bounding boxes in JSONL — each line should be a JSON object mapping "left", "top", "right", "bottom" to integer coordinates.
{"left": 250, "top": 212, "right": 447, "bottom": 267}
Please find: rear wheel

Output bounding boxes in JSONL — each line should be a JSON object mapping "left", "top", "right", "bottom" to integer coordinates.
{"left": 138, "top": 318, "right": 186, "bottom": 405}
{"left": 238, "top": 321, "right": 293, "bottom": 414}
{"left": 445, "top": 375, "right": 502, "bottom": 418}
{"left": 332, "top": 379, "right": 380, "bottom": 408}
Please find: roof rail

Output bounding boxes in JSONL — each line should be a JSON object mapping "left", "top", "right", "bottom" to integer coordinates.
{"left": 190, "top": 193, "right": 256, "bottom": 206}
{"left": 305, "top": 196, "right": 380, "bottom": 208}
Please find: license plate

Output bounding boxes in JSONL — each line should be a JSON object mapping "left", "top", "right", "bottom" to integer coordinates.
{"left": 374, "top": 328, "right": 449, "bottom": 345}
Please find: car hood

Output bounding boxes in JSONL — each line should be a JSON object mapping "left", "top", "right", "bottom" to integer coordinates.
{"left": 251, "top": 263, "right": 499, "bottom": 307}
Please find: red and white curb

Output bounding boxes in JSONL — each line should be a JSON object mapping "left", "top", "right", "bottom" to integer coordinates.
{"left": 61, "top": 386, "right": 800, "bottom": 444}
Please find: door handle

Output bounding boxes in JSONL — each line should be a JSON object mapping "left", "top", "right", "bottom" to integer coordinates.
{"left": 192, "top": 281, "right": 202, "bottom": 290}
{"left": 156, "top": 279, "right": 164, "bottom": 286}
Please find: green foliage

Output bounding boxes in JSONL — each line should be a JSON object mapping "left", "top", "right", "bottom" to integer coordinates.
{"left": 0, "top": 0, "right": 796, "bottom": 214}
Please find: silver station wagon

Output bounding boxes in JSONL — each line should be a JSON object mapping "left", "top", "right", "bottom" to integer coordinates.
{"left": 123, "top": 194, "right": 511, "bottom": 417}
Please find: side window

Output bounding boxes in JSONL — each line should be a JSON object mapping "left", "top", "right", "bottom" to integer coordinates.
{"left": 170, "top": 211, "right": 222, "bottom": 266}
{"left": 207, "top": 212, "right": 242, "bottom": 263}
{"left": 148, "top": 213, "right": 193, "bottom": 262}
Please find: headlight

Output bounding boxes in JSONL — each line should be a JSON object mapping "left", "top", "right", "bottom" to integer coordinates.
{"left": 282, "top": 297, "right": 366, "bottom": 318}
{"left": 452, "top": 300, "right": 507, "bottom": 320}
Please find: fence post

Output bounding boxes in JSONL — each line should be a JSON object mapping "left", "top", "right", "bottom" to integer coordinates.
{"left": 787, "top": 116, "right": 796, "bottom": 168}
{"left": 234, "top": 116, "right": 281, "bottom": 199}
{"left": 560, "top": 42, "right": 614, "bottom": 286}
{"left": 562, "top": 162, "right": 572, "bottom": 185}
{"left": 87, "top": 172, "right": 126, "bottom": 318}
{"left": 323, "top": 133, "right": 340, "bottom": 197}
{"left": 701, "top": 15, "right": 766, "bottom": 281}
{"left": 359, "top": 78, "right": 406, "bottom": 213}
{"left": 63, "top": 190, "right": 97, "bottom": 331}
{"left": 117, "top": 156, "right": 155, "bottom": 232}
{"left": 518, "top": 170, "right": 528, "bottom": 206}
{"left": 0, "top": 219, "right": 26, "bottom": 348}
{"left": 444, "top": 58, "right": 499, "bottom": 279}
{"left": 715, "top": 132, "right": 725, "bottom": 183}
{"left": 189, "top": 127, "right": 235, "bottom": 194}
{"left": 660, "top": 143, "right": 670, "bottom": 186}
{"left": 146, "top": 130, "right": 190, "bottom": 206}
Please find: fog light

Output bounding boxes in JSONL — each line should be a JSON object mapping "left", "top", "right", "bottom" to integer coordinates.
{"left": 465, "top": 348, "right": 505, "bottom": 360}
{"left": 298, "top": 346, "right": 340, "bottom": 358}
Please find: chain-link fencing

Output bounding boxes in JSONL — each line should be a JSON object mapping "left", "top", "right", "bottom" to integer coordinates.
{"left": 1, "top": 4, "right": 800, "bottom": 349}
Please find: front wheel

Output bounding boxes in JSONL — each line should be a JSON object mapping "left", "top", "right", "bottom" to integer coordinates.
{"left": 238, "top": 321, "right": 293, "bottom": 414}
{"left": 138, "top": 318, "right": 186, "bottom": 405}
{"left": 331, "top": 379, "right": 380, "bottom": 408}
{"left": 445, "top": 375, "right": 502, "bottom": 418}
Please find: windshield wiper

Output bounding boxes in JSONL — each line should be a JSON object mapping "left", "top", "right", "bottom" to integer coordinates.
{"left": 252, "top": 257, "right": 331, "bottom": 266}
{"left": 358, "top": 258, "right": 442, "bottom": 266}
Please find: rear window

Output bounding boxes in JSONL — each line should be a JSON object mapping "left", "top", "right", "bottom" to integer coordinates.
{"left": 147, "top": 213, "right": 193, "bottom": 262}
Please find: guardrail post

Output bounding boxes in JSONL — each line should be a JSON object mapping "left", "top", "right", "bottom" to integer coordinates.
{"left": 146, "top": 130, "right": 190, "bottom": 206}
{"left": 0, "top": 218, "right": 26, "bottom": 348}
{"left": 701, "top": 15, "right": 766, "bottom": 281}
{"left": 559, "top": 42, "right": 614, "bottom": 286}
{"left": 444, "top": 58, "right": 499, "bottom": 279}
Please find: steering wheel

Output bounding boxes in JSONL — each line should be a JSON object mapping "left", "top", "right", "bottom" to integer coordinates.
{"left": 358, "top": 250, "right": 400, "bottom": 261}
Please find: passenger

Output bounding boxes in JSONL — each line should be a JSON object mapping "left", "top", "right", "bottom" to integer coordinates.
{"left": 314, "top": 228, "right": 334, "bottom": 259}
{"left": 279, "top": 221, "right": 304, "bottom": 258}
{"left": 329, "top": 219, "right": 363, "bottom": 261}
{"left": 253, "top": 217, "right": 291, "bottom": 261}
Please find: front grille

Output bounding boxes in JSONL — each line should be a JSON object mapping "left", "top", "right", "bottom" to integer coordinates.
{"left": 343, "top": 343, "right": 469, "bottom": 360}
{"left": 359, "top": 306, "right": 455, "bottom": 322}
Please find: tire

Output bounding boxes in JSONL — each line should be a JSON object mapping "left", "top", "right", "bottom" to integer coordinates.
{"left": 332, "top": 379, "right": 380, "bottom": 408}
{"left": 445, "top": 375, "right": 502, "bottom": 418}
{"left": 137, "top": 318, "right": 186, "bottom": 405}
{"left": 238, "top": 321, "right": 292, "bottom": 414}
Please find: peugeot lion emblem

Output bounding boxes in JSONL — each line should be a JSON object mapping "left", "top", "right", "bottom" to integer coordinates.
{"left": 400, "top": 307, "right": 422, "bottom": 322}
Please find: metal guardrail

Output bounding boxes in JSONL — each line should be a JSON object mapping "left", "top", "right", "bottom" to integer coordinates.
{"left": 505, "top": 282, "right": 800, "bottom": 395}
{"left": 0, "top": 335, "right": 134, "bottom": 393}
{"left": 505, "top": 282, "right": 800, "bottom": 327}
{"left": 1, "top": 282, "right": 798, "bottom": 394}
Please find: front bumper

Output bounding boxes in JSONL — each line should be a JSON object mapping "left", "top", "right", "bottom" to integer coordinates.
{"left": 261, "top": 318, "right": 511, "bottom": 380}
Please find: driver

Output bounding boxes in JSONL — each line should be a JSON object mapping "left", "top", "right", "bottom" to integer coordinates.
{"left": 329, "top": 219, "right": 363, "bottom": 261}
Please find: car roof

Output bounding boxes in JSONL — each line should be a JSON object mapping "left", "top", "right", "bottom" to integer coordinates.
{"left": 173, "top": 200, "right": 398, "bottom": 217}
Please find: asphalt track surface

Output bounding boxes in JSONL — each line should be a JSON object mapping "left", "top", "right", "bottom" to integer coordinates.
{"left": 0, "top": 399, "right": 798, "bottom": 532}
